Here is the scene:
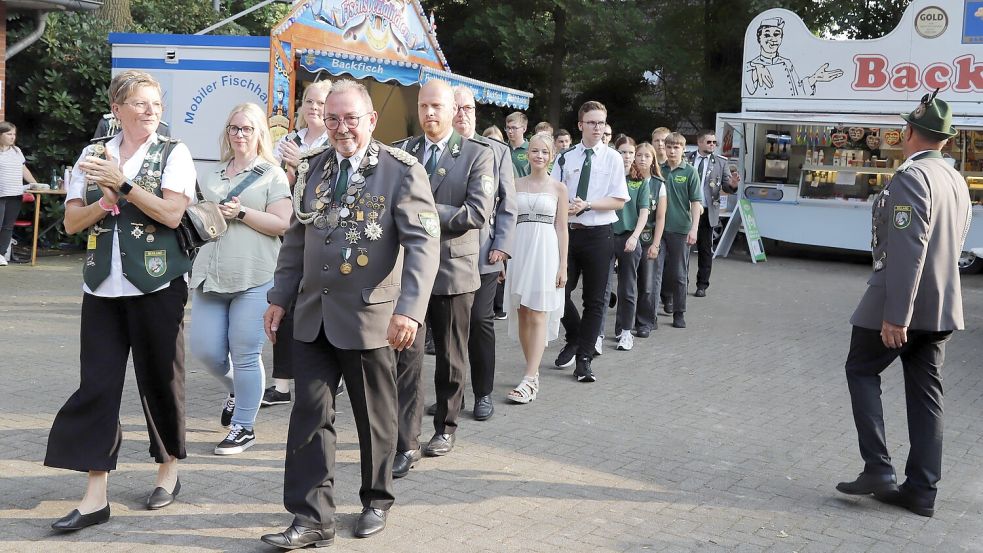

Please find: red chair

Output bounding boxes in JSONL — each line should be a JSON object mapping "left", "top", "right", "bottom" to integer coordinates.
{"left": 14, "top": 192, "right": 35, "bottom": 230}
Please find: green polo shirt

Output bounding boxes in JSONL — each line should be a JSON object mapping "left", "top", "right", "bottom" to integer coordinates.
{"left": 613, "top": 178, "right": 652, "bottom": 235}
{"left": 510, "top": 140, "right": 530, "bottom": 177}
{"left": 661, "top": 161, "right": 702, "bottom": 234}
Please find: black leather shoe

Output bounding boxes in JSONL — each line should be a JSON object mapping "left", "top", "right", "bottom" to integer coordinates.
{"left": 147, "top": 478, "right": 180, "bottom": 510}
{"left": 354, "top": 507, "right": 387, "bottom": 538}
{"left": 51, "top": 504, "right": 110, "bottom": 531}
{"left": 573, "top": 356, "right": 595, "bottom": 383}
{"left": 423, "top": 432, "right": 455, "bottom": 456}
{"left": 261, "top": 524, "right": 335, "bottom": 549}
{"left": 694, "top": 288, "right": 707, "bottom": 297}
{"left": 672, "top": 313, "right": 686, "bottom": 328}
{"left": 473, "top": 395, "right": 494, "bottom": 421}
{"left": 835, "top": 472, "right": 898, "bottom": 495}
{"left": 633, "top": 328, "right": 651, "bottom": 338}
{"left": 392, "top": 449, "right": 422, "bottom": 479}
{"left": 662, "top": 299, "right": 673, "bottom": 314}
{"left": 874, "top": 486, "right": 935, "bottom": 517}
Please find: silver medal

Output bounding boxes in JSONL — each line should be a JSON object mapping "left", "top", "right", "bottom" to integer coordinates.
{"left": 313, "top": 215, "right": 327, "bottom": 229}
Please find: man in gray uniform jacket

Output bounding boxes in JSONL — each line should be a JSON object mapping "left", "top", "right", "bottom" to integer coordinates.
{"left": 261, "top": 80, "right": 439, "bottom": 549}
{"left": 835, "top": 91, "right": 971, "bottom": 519}
{"left": 392, "top": 80, "right": 494, "bottom": 473}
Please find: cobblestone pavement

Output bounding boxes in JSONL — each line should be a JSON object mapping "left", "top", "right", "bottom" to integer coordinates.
{"left": 1, "top": 252, "right": 981, "bottom": 553}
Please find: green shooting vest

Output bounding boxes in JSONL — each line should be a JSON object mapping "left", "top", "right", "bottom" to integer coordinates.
{"left": 82, "top": 137, "right": 191, "bottom": 293}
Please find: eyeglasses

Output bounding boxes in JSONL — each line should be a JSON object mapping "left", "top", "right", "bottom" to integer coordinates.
{"left": 227, "top": 125, "right": 255, "bottom": 137}
{"left": 505, "top": 126, "right": 523, "bottom": 132}
{"left": 456, "top": 105, "right": 475, "bottom": 114}
{"left": 124, "top": 101, "right": 163, "bottom": 112}
{"left": 704, "top": 140, "right": 717, "bottom": 144}
{"left": 581, "top": 121, "right": 607, "bottom": 129}
{"left": 325, "top": 113, "right": 370, "bottom": 130}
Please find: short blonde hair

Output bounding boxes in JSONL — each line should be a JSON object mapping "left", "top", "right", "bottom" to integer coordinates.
{"left": 505, "top": 112, "right": 527, "bottom": 126}
{"left": 220, "top": 103, "right": 278, "bottom": 164}
{"left": 109, "top": 70, "right": 162, "bottom": 106}
{"left": 665, "top": 132, "right": 686, "bottom": 147}
{"left": 529, "top": 131, "right": 555, "bottom": 162}
{"left": 296, "top": 80, "right": 333, "bottom": 130}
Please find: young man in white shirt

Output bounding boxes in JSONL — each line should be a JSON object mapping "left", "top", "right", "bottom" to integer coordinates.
{"left": 549, "top": 101, "right": 629, "bottom": 382}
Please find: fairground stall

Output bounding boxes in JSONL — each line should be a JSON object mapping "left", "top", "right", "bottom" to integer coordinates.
{"left": 267, "top": 0, "right": 532, "bottom": 144}
{"left": 717, "top": 0, "right": 983, "bottom": 271}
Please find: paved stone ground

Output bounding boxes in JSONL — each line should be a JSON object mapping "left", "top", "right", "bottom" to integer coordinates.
{"left": 1, "top": 251, "right": 982, "bottom": 553}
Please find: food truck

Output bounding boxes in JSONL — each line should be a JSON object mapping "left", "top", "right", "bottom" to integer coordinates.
{"left": 266, "top": 0, "right": 531, "bottom": 144}
{"left": 717, "top": 0, "right": 983, "bottom": 272}
{"left": 109, "top": 0, "right": 532, "bottom": 168}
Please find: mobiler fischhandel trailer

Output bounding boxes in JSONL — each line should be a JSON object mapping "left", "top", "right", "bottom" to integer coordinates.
{"left": 716, "top": 0, "right": 983, "bottom": 272}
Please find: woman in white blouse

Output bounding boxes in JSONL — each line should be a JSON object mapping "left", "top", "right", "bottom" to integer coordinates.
{"left": 0, "top": 121, "right": 37, "bottom": 264}
{"left": 45, "top": 70, "right": 198, "bottom": 530}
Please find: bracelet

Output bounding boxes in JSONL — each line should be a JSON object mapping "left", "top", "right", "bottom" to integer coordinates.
{"left": 97, "top": 197, "right": 120, "bottom": 216}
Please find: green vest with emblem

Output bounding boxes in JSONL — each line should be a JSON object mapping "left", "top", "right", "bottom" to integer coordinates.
{"left": 83, "top": 137, "right": 191, "bottom": 293}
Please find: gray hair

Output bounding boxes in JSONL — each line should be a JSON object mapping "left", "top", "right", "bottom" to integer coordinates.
{"left": 328, "top": 79, "right": 373, "bottom": 111}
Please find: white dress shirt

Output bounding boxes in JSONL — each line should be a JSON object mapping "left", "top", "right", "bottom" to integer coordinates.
{"left": 335, "top": 145, "right": 369, "bottom": 189}
{"left": 549, "top": 141, "right": 629, "bottom": 226}
{"left": 694, "top": 153, "right": 711, "bottom": 208}
{"left": 424, "top": 131, "right": 452, "bottom": 167}
{"left": 274, "top": 127, "right": 329, "bottom": 162}
{"left": 66, "top": 133, "right": 197, "bottom": 297}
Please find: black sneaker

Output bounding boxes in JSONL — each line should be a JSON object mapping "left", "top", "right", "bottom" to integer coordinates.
{"left": 494, "top": 311, "right": 508, "bottom": 320}
{"left": 574, "top": 356, "right": 596, "bottom": 383}
{"left": 214, "top": 424, "right": 255, "bottom": 455}
{"left": 553, "top": 342, "right": 577, "bottom": 368}
{"left": 672, "top": 313, "right": 686, "bottom": 328}
{"left": 261, "top": 386, "right": 291, "bottom": 407}
{"left": 220, "top": 395, "right": 235, "bottom": 427}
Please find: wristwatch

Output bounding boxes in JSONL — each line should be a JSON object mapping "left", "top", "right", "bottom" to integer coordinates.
{"left": 236, "top": 207, "right": 246, "bottom": 220}
{"left": 119, "top": 180, "right": 133, "bottom": 195}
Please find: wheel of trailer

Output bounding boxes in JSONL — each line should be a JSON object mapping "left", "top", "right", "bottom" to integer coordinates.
{"left": 958, "top": 250, "right": 983, "bottom": 274}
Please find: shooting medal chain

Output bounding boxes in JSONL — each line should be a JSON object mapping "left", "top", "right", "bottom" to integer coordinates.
{"left": 292, "top": 142, "right": 386, "bottom": 274}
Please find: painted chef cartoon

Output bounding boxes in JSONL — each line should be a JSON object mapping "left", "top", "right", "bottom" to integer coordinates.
{"left": 745, "top": 17, "right": 844, "bottom": 97}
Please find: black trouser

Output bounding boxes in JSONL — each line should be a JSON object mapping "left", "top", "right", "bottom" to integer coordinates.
{"left": 493, "top": 281, "right": 505, "bottom": 314}
{"left": 562, "top": 225, "right": 614, "bottom": 357}
{"left": 395, "top": 325, "right": 426, "bottom": 452}
{"left": 429, "top": 292, "right": 474, "bottom": 434}
{"left": 0, "top": 195, "right": 23, "bottom": 258}
{"left": 45, "top": 278, "right": 189, "bottom": 472}
{"left": 635, "top": 239, "right": 666, "bottom": 331}
{"left": 271, "top": 301, "right": 295, "bottom": 380}
{"left": 845, "top": 326, "right": 951, "bottom": 501}
{"left": 661, "top": 232, "right": 690, "bottom": 314}
{"left": 468, "top": 272, "right": 499, "bottom": 398}
{"left": 285, "top": 326, "right": 397, "bottom": 530}
{"left": 695, "top": 211, "right": 714, "bottom": 291}
{"left": 613, "top": 232, "right": 642, "bottom": 336}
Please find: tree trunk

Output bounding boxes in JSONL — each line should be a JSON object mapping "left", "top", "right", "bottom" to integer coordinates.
{"left": 547, "top": 6, "right": 568, "bottom": 127}
{"left": 97, "top": 0, "right": 134, "bottom": 33}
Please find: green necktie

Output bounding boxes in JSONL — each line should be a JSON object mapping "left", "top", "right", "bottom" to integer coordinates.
{"left": 576, "top": 148, "right": 593, "bottom": 200}
{"left": 425, "top": 144, "right": 439, "bottom": 176}
{"left": 335, "top": 158, "right": 351, "bottom": 203}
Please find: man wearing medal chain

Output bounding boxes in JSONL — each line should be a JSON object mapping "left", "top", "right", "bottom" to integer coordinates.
{"left": 392, "top": 79, "right": 495, "bottom": 470}
{"left": 261, "top": 79, "right": 439, "bottom": 548}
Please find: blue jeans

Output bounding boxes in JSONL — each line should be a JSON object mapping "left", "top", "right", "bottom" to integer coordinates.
{"left": 189, "top": 280, "right": 272, "bottom": 429}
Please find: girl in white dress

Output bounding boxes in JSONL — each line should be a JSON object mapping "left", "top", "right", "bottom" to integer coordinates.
{"left": 504, "top": 132, "right": 569, "bottom": 404}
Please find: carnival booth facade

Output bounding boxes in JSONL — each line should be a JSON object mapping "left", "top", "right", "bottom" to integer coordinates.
{"left": 268, "top": 0, "right": 532, "bottom": 144}
{"left": 718, "top": 0, "right": 983, "bottom": 271}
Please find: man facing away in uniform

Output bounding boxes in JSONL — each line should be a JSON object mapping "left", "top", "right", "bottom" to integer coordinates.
{"left": 451, "top": 85, "right": 517, "bottom": 423}
{"left": 551, "top": 100, "right": 628, "bottom": 383}
{"left": 686, "top": 130, "right": 739, "bottom": 298}
{"left": 260, "top": 79, "right": 439, "bottom": 549}
{"left": 505, "top": 111, "right": 530, "bottom": 177}
{"left": 836, "top": 91, "right": 971, "bottom": 518}
{"left": 391, "top": 80, "right": 495, "bottom": 476}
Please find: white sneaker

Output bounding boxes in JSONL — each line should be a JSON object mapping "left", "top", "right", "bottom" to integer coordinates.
{"left": 0, "top": 255, "right": 7, "bottom": 266}
{"left": 594, "top": 336, "right": 603, "bottom": 356}
{"left": 617, "top": 332, "right": 634, "bottom": 351}
{"left": 613, "top": 330, "right": 623, "bottom": 340}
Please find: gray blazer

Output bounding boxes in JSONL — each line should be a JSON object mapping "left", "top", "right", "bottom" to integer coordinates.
{"left": 687, "top": 151, "right": 737, "bottom": 226}
{"left": 401, "top": 131, "right": 495, "bottom": 295}
{"left": 268, "top": 141, "right": 440, "bottom": 350}
{"left": 851, "top": 151, "right": 972, "bottom": 332}
{"left": 470, "top": 135, "right": 517, "bottom": 274}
